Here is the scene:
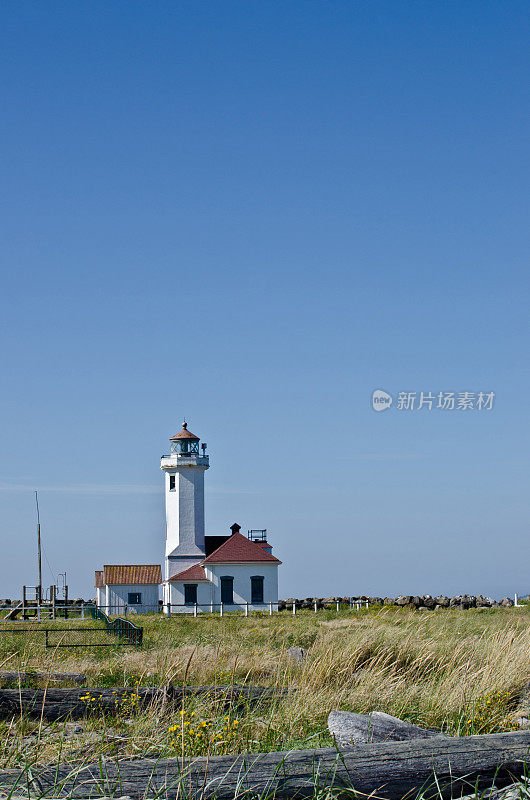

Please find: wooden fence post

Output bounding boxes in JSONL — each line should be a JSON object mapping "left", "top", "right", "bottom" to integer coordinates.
{"left": 269, "top": 602, "right": 273, "bottom": 615}
{"left": 314, "top": 601, "right": 317, "bottom": 613}
{"left": 220, "top": 603, "right": 223, "bottom": 617}
{"left": 194, "top": 603, "right": 198, "bottom": 618}
{"left": 292, "top": 602, "right": 296, "bottom": 615}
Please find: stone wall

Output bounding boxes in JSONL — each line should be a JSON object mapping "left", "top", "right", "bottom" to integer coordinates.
{"left": 278, "top": 594, "right": 524, "bottom": 611}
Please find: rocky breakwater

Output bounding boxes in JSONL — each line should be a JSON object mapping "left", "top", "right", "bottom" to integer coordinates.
{"left": 278, "top": 595, "right": 519, "bottom": 611}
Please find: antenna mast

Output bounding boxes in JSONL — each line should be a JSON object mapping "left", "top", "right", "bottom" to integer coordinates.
{"left": 35, "top": 491, "right": 42, "bottom": 604}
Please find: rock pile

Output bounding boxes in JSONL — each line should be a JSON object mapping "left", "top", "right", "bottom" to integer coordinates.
{"left": 278, "top": 595, "right": 518, "bottom": 611}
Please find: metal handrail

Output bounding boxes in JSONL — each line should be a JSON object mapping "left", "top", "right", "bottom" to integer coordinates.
{"left": 87, "top": 604, "right": 143, "bottom": 646}
{"left": 161, "top": 454, "right": 209, "bottom": 460}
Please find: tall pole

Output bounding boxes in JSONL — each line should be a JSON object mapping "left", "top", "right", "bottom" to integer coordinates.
{"left": 35, "top": 491, "right": 42, "bottom": 604}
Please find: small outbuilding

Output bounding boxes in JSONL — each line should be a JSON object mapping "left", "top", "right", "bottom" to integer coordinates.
{"left": 95, "top": 565, "right": 161, "bottom": 614}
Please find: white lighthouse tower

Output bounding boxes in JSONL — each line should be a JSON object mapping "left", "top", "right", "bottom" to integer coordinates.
{"left": 161, "top": 422, "right": 209, "bottom": 582}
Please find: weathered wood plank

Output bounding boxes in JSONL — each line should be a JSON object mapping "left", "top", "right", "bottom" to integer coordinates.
{"left": 0, "top": 671, "right": 86, "bottom": 685}
{"left": 0, "top": 684, "right": 288, "bottom": 720}
{"left": 3, "top": 603, "right": 22, "bottom": 621}
{"left": 0, "top": 731, "right": 529, "bottom": 799}
{"left": 328, "top": 709, "right": 446, "bottom": 744}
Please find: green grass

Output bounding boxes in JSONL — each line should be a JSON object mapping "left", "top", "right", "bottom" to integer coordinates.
{"left": 0, "top": 605, "right": 529, "bottom": 771}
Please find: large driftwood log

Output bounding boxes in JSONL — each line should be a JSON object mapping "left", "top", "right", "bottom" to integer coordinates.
{"left": 0, "top": 732, "right": 529, "bottom": 799}
{"left": 0, "top": 671, "right": 86, "bottom": 685}
{"left": 0, "top": 684, "right": 288, "bottom": 720}
{"left": 328, "top": 709, "right": 446, "bottom": 744}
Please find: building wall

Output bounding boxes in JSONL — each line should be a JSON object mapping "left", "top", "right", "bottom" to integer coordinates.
{"left": 165, "top": 465, "right": 207, "bottom": 571}
{"left": 167, "top": 580, "right": 212, "bottom": 612}
{"left": 206, "top": 563, "right": 278, "bottom": 607}
{"left": 102, "top": 583, "right": 160, "bottom": 614}
{"left": 165, "top": 565, "right": 278, "bottom": 613}
{"left": 165, "top": 555, "right": 204, "bottom": 582}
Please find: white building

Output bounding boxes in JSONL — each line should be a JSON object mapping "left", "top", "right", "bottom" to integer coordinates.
{"left": 94, "top": 565, "right": 162, "bottom": 614}
{"left": 162, "top": 423, "right": 281, "bottom": 612}
{"left": 94, "top": 422, "right": 281, "bottom": 614}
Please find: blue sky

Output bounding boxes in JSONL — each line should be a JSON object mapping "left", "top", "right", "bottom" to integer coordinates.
{"left": 1, "top": 1, "right": 528, "bottom": 600}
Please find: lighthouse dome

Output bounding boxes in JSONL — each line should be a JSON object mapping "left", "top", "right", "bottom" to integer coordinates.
{"left": 170, "top": 422, "right": 201, "bottom": 455}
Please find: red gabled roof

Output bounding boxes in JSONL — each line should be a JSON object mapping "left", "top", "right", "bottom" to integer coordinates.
{"left": 170, "top": 422, "right": 200, "bottom": 441}
{"left": 103, "top": 565, "right": 162, "bottom": 585}
{"left": 169, "top": 564, "right": 209, "bottom": 582}
{"left": 202, "top": 531, "right": 281, "bottom": 564}
{"left": 95, "top": 570, "right": 104, "bottom": 588}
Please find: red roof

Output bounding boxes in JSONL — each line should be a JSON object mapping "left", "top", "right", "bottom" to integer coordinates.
{"left": 103, "top": 565, "right": 162, "bottom": 585}
{"left": 169, "top": 564, "right": 209, "bottom": 582}
{"left": 202, "top": 531, "right": 281, "bottom": 565}
{"left": 170, "top": 422, "right": 199, "bottom": 441}
{"left": 94, "top": 570, "right": 104, "bottom": 588}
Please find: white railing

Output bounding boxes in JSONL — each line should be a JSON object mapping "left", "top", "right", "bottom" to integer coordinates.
{"left": 164, "top": 602, "right": 278, "bottom": 617}
{"left": 95, "top": 600, "right": 373, "bottom": 617}
{"left": 95, "top": 604, "right": 161, "bottom": 616}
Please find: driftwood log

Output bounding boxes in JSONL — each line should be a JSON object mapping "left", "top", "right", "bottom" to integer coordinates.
{"left": 0, "top": 671, "right": 86, "bottom": 685}
{"left": 0, "top": 684, "right": 288, "bottom": 720}
{"left": 0, "top": 732, "right": 529, "bottom": 799}
{"left": 328, "top": 709, "right": 446, "bottom": 744}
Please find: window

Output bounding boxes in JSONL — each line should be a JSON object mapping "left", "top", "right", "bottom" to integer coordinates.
{"left": 172, "top": 440, "right": 200, "bottom": 455}
{"left": 220, "top": 576, "right": 234, "bottom": 605}
{"left": 184, "top": 584, "right": 197, "bottom": 605}
{"left": 169, "top": 475, "right": 176, "bottom": 491}
{"left": 128, "top": 592, "right": 142, "bottom": 604}
{"left": 251, "top": 576, "right": 264, "bottom": 604}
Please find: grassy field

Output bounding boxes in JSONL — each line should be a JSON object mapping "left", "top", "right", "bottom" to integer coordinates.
{"left": 0, "top": 605, "right": 529, "bottom": 771}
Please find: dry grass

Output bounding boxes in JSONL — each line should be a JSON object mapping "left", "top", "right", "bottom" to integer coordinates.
{"left": 0, "top": 605, "right": 529, "bottom": 769}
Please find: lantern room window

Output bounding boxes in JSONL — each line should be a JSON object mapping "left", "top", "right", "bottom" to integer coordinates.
{"left": 171, "top": 440, "right": 200, "bottom": 455}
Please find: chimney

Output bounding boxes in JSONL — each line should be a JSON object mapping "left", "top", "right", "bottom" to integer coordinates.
{"left": 229, "top": 523, "right": 241, "bottom": 536}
